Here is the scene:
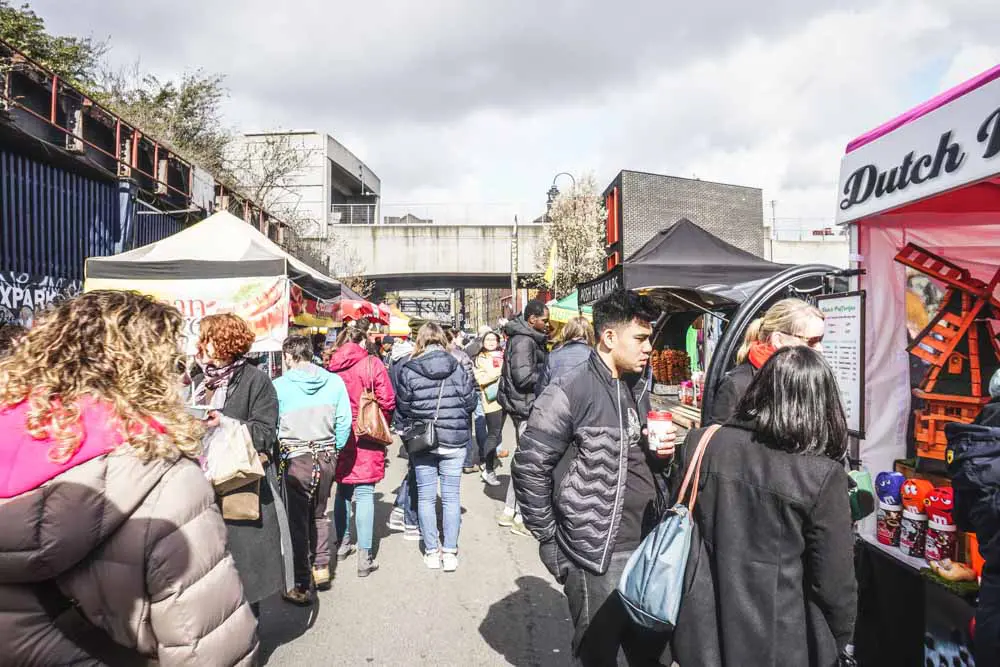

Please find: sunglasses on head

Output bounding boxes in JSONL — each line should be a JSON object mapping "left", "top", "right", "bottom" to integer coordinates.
{"left": 790, "top": 333, "right": 824, "bottom": 347}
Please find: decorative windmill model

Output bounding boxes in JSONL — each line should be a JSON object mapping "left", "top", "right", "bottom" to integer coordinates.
{"left": 895, "top": 243, "right": 1000, "bottom": 464}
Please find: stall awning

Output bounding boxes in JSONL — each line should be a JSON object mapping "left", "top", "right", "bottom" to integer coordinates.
{"left": 547, "top": 291, "right": 592, "bottom": 324}
{"left": 578, "top": 218, "right": 789, "bottom": 305}
{"left": 86, "top": 210, "right": 350, "bottom": 301}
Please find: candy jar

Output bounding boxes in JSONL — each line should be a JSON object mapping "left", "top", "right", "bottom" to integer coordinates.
{"left": 925, "top": 487, "right": 956, "bottom": 561}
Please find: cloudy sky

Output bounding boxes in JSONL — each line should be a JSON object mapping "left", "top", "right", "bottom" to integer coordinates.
{"left": 31, "top": 0, "right": 1000, "bottom": 227}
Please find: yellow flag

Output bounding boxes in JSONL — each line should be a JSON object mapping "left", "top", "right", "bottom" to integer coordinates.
{"left": 543, "top": 241, "right": 558, "bottom": 285}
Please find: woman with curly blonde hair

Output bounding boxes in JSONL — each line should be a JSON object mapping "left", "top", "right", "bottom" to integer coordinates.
{"left": 0, "top": 290, "right": 258, "bottom": 666}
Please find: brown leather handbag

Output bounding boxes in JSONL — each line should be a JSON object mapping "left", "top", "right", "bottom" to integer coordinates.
{"left": 354, "top": 357, "right": 394, "bottom": 446}
{"left": 220, "top": 479, "right": 261, "bottom": 521}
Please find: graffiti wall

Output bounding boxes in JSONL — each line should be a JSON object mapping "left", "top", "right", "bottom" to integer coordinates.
{"left": 0, "top": 272, "right": 81, "bottom": 327}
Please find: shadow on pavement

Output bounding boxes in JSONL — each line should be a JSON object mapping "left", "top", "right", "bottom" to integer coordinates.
{"left": 484, "top": 473, "right": 511, "bottom": 503}
{"left": 372, "top": 490, "right": 396, "bottom": 553}
{"left": 257, "top": 592, "right": 320, "bottom": 665}
{"left": 479, "top": 575, "right": 574, "bottom": 667}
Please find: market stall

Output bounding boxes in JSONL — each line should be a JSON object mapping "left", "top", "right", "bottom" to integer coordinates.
{"left": 547, "top": 290, "right": 593, "bottom": 325}
{"left": 388, "top": 304, "right": 412, "bottom": 337}
{"left": 836, "top": 64, "right": 1000, "bottom": 666}
{"left": 578, "top": 217, "right": 792, "bottom": 431}
{"left": 84, "top": 210, "right": 364, "bottom": 354}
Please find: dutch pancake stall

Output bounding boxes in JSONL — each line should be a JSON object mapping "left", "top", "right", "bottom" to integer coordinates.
{"left": 839, "top": 64, "right": 1000, "bottom": 666}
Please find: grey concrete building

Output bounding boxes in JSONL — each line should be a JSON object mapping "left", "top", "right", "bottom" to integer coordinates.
{"left": 605, "top": 170, "right": 766, "bottom": 262}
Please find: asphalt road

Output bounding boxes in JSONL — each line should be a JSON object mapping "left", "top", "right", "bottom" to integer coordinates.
{"left": 258, "top": 421, "right": 575, "bottom": 667}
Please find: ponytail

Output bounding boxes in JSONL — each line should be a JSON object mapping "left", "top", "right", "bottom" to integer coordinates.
{"left": 735, "top": 298, "right": 824, "bottom": 364}
{"left": 735, "top": 317, "right": 764, "bottom": 364}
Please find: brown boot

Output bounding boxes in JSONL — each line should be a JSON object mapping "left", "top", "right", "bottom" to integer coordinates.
{"left": 282, "top": 586, "right": 312, "bottom": 606}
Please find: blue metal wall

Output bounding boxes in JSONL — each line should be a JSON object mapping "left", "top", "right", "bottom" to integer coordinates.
{"left": 0, "top": 150, "right": 186, "bottom": 281}
{"left": 133, "top": 211, "right": 184, "bottom": 248}
{"left": 0, "top": 150, "right": 119, "bottom": 280}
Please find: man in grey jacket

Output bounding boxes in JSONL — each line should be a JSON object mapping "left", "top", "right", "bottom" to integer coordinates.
{"left": 513, "top": 290, "right": 677, "bottom": 666}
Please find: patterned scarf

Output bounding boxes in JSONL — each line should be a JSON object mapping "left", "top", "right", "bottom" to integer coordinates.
{"left": 194, "top": 357, "right": 247, "bottom": 404}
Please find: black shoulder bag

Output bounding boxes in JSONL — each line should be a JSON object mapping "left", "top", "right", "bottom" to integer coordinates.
{"left": 401, "top": 381, "right": 445, "bottom": 456}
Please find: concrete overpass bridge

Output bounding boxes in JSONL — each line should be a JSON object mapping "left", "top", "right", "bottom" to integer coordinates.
{"left": 333, "top": 223, "right": 547, "bottom": 292}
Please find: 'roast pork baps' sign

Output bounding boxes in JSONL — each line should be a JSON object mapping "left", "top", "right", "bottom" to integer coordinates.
{"left": 579, "top": 267, "right": 623, "bottom": 306}
{"left": 836, "top": 75, "right": 1000, "bottom": 224}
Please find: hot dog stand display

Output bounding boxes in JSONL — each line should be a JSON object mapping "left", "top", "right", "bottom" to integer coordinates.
{"left": 831, "top": 64, "right": 1000, "bottom": 667}
{"left": 578, "top": 217, "right": 791, "bottom": 432}
{"left": 84, "top": 210, "right": 365, "bottom": 360}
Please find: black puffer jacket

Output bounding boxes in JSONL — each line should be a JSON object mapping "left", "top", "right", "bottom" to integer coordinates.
{"left": 396, "top": 346, "right": 477, "bottom": 448}
{"left": 513, "top": 353, "right": 664, "bottom": 575}
{"left": 947, "top": 400, "right": 1000, "bottom": 562}
{"left": 498, "top": 317, "right": 548, "bottom": 420}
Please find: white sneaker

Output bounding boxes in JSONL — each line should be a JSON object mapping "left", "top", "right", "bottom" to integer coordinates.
{"left": 424, "top": 550, "right": 442, "bottom": 570}
{"left": 403, "top": 525, "right": 421, "bottom": 541}
{"left": 481, "top": 469, "right": 500, "bottom": 486}
{"left": 442, "top": 551, "right": 458, "bottom": 572}
{"left": 386, "top": 507, "right": 405, "bottom": 532}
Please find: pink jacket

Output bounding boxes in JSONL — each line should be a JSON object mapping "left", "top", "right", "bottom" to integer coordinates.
{"left": 327, "top": 342, "right": 396, "bottom": 484}
{"left": 0, "top": 399, "right": 258, "bottom": 666}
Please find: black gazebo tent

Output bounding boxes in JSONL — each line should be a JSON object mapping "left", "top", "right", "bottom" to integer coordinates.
{"left": 577, "top": 218, "right": 789, "bottom": 306}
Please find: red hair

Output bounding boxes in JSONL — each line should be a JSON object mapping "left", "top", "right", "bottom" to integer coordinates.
{"left": 198, "top": 314, "right": 255, "bottom": 361}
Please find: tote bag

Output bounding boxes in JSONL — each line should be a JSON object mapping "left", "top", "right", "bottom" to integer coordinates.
{"left": 355, "top": 358, "right": 394, "bottom": 446}
{"left": 617, "top": 424, "right": 720, "bottom": 631}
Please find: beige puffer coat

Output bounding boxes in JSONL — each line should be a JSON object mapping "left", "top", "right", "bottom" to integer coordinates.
{"left": 0, "top": 434, "right": 259, "bottom": 665}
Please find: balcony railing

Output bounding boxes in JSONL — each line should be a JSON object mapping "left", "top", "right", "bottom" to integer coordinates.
{"left": 330, "top": 204, "right": 377, "bottom": 225}
{"left": 770, "top": 227, "right": 848, "bottom": 242}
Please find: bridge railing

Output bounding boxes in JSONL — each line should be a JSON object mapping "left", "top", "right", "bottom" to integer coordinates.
{"left": 331, "top": 202, "right": 542, "bottom": 226}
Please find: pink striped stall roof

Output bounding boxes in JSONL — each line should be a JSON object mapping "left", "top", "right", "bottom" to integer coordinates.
{"left": 846, "top": 64, "right": 1000, "bottom": 154}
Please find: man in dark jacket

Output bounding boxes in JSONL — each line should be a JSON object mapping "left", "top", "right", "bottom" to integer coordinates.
{"left": 512, "top": 290, "right": 677, "bottom": 665}
{"left": 947, "top": 370, "right": 1000, "bottom": 666}
{"left": 498, "top": 301, "right": 550, "bottom": 421}
{"left": 497, "top": 300, "right": 550, "bottom": 534}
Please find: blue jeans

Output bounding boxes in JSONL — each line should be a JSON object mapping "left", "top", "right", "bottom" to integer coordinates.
{"left": 414, "top": 447, "right": 465, "bottom": 552}
{"left": 465, "top": 396, "right": 490, "bottom": 468}
{"left": 394, "top": 464, "right": 419, "bottom": 527}
{"left": 334, "top": 483, "right": 375, "bottom": 551}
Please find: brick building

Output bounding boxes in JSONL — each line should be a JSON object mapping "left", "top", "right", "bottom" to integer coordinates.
{"left": 604, "top": 170, "right": 766, "bottom": 265}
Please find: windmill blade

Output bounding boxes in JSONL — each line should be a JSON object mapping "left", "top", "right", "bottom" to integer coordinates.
{"left": 895, "top": 243, "right": 990, "bottom": 297}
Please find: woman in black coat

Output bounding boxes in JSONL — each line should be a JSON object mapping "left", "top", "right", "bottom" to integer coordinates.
{"left": 670, "top": 346, "right": 856, "bottom": 667}
{"left": 192, "top": 314, "right": 284, "bottom": 611}
{"left": 709, "top": 298, "right": 825, "bottom": 425}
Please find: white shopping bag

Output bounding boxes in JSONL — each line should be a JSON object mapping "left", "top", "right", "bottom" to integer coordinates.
{"left": 203, "top": 418, "right": 265, "bottom": 495}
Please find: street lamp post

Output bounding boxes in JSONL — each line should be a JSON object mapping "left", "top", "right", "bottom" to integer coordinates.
{"left": 547, "top": 172, "right": 577, "bottom": 297}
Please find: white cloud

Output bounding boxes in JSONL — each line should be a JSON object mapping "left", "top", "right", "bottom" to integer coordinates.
{"left": 27, "top": 0, "right": 1000, "bottom": 227}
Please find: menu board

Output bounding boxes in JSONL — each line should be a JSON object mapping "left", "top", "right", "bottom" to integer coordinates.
{"left": 815, "top": 292, "right": 866, "bottom": 437}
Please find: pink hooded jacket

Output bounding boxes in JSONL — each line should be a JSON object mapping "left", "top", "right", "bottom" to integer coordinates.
{"left": 327, "top": 342, "right": 396, "bottom": 484}
{"left": 0, "top": 398, "right": 258, "bottom": 666}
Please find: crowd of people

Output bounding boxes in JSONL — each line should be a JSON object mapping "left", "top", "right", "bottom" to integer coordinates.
{"left": 14, "top": 285, "right": 1000, "bottom": 665}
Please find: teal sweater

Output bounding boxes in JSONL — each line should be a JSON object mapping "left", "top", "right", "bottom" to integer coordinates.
{"left": 273, "top": 363, "right": 352, "bottom": 457}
